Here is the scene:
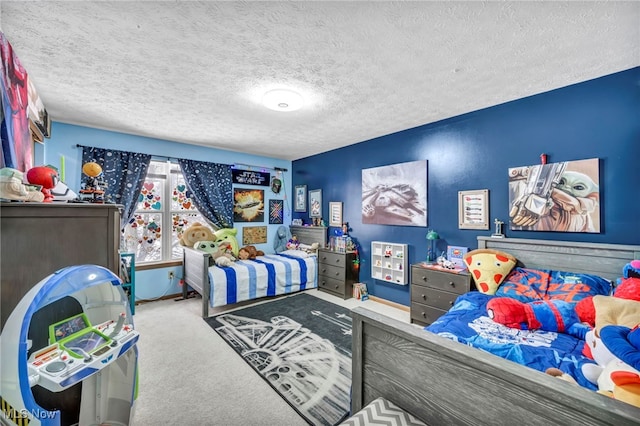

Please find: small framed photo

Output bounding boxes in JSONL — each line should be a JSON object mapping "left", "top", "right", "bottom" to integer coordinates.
{"left": 458, "top": 189, "right": 489, "bottom": 230}
{"left": 309, "top": 189, "right": 322, "bottom": 218}
{"left": 329, "top": 202, "right": 343, "bottom": 227}
{"left": 294, "top": 185, "right": 307, "bottom": 212}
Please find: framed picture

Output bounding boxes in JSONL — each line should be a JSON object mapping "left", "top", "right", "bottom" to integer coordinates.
{"left": 242, "top": 226, "right": 267, "bottom": 245}
{"left": 269, "top": 199, "right": 283, "bottom": 224}
{"left": 294, "top": 185, "right": 307, "bottom": 212}
{"left": 309, "top": 189, "right": 322, "bottom": 218}
{"left": 458, "top": 189, "right": 489, "bottom": 230}
{"left": 329, "top": 202, "right": 343, "bottom": 227}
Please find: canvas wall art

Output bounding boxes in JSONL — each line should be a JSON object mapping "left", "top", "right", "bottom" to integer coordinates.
{"left": 508, "top": 157, "right": 600, "bottom": 233}
{"left": 361, "top": 160, "right": 427, "bottom": 226}
{"left": 233, "top": 188, "right": 264, "bottom": 222}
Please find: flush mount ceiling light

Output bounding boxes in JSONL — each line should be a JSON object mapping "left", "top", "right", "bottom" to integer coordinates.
{"left": 262, "top": 89, "right": 304, "bottom": 112}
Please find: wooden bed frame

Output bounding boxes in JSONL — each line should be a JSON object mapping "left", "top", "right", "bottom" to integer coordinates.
{"left": 182, "top": 225, "right": 327, "bottom": 318}
{"left": 351, "top": 237, "right": 640, "bottom": 425}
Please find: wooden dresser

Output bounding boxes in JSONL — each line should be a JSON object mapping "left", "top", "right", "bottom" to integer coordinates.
{"left": 317, "top": 248, "right": 358, "bottom": 299}
{"left": 0, "top": 203, "right": 122, "bottom": 331}
{"left": 410, "top": 264, "right": 472, "bottom": 326}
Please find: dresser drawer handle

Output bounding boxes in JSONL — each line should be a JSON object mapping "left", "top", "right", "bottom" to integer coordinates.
{"left": 334, "top": 272, "right": 340, "bottom": 277}
{"left": 449, "top": 281, "right": 455, "bottom": 287}
{"left": 422, "top": 276, "right": 428, "bottom": 282}
{"left": 421, "top": 294, "right": 427, "bottom": 301}
{"left": 334, "top": 284, "right": 339, "bottom": 289}
{"left": 421, "top": 312, "right": 426, "bottom": 318}
{"left": 335, "top": 259, "right": 341, "bottom": 263}
{"left": 449, "top": 301, "right": 454, "bottom": 306}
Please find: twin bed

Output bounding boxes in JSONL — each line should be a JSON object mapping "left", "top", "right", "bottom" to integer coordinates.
{"left": 182, "top": 226, "right": 324, "bottom": 318}
{"left": 351, "top": 237, "right": 640, "bottom": 424}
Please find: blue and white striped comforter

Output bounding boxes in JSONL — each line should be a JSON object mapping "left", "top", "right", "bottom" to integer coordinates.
{"left": 208, "top": 254, "right": 318, "bottom": 307}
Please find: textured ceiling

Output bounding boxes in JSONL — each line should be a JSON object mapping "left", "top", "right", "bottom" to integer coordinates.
{"left": 1, "top": 1, "right": 638, "bottom": 160}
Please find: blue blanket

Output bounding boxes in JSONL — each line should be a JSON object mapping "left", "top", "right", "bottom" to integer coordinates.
{"left": 426, "top": 292, "right": 597, "bottom": 390}
{"left": 208, "top": 254, "right": 317, "bottom": 307}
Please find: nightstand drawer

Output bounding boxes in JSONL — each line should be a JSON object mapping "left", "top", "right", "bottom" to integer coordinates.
{"left": 410, "top": 302, "right": 446, "bottom": 326}
{"left": 318, "top": 263, "right": 346, "bottom": 281}
{"left": 318, "top": 275, "right": 346, "bottom": 296}
{"left": 318, "top": 250, "right": 347, "bottom": 268}
{"left": 411, "top": 268, "right": 470, "bottom": 294}
{"left": 411, "top": 286, "right": 458, "bottom": 311}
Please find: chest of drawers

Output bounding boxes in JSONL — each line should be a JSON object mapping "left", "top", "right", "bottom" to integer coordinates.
{"left": 317, "top": 249, "right": 358, "bottom": 299}
{"left": 410, "top": 264, "right": 473, "bottom": 326}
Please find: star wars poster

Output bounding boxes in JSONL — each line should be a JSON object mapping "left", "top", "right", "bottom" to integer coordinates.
{"left": 361, "top": 160, "right": 427, "bottom": 227}
{"left": 508, "top": 158, "right": 600, "bottom": 233}
{"left": 233, "top": 188, "right": 264, "bottom": 222}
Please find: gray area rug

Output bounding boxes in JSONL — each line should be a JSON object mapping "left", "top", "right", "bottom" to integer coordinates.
{"left": 204, "top": 293, "right": 352, "bottom": 426}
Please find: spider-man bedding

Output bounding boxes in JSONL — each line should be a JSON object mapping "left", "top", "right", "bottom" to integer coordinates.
{"left": 425, "top": 267, "right": 613, "bottom": 390}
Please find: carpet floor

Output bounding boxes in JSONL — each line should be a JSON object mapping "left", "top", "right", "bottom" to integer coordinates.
{"left": 205, "top": 292, "right": 353, "bottom": 426}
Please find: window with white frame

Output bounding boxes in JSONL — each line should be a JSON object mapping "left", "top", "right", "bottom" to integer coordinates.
{"left": 122, "top": 160, "right": 214, "bottom": 263}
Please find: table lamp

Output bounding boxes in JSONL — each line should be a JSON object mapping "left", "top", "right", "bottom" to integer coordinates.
{"left": 426, "top": 229, "right": 439, "bottom": 262}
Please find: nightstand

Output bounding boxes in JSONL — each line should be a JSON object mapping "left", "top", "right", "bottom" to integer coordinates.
{"left": 410, "top": 264, "right": 473, "bottom": 326}
{"left": 317, "top": 248, "right": 358, "bottom": 299}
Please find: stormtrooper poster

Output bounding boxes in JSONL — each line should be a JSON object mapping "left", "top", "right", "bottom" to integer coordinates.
{"left": 362, "top": 160, "right": 427, "bottom": 227}
{"left": 508, "top": 158, "right": 600, "bottom": 233}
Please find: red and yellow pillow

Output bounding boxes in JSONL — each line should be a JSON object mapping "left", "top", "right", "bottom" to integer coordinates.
{"left": 464, "top": 249, "right": 517, "bottom": 295}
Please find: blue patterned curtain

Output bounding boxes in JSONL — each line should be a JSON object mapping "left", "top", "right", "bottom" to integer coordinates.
{"left": 178, "top": 159, "right": 232, "bottom": 229}
{"left": 81, "top": 146, "right": 151, "bottom": 229}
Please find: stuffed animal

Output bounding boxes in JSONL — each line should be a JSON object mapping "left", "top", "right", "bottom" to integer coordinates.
{"left": 193, "top": 241, "right": 235, "bottom": 267}
{"left": 180, "top": 222, "right": 215, "bottom": 247}
{"left": 237, "top": 245, "right": 264, "bottom": 260}
{"left": 273, "top": 225, "right": 290, "bottom": 254}
{"left": 213, "top": 228, "right": 240, "bottom": 257}
{"left": 463, "top": 249, "right": 517, "bottom": 294}
{"left": 575, "top": 261, "right": 640, "bottom": 328}
{"left": 0, "top": 167, "right": 45, "bottom": 202}
{"left": 487, "top": 297, "right": 591, "bottom": 339}
{"left": 581, "top": 325, "right": 640, "bottom": 407}
{"left": 287, "top": 235, "right": 300, "bottom": 250}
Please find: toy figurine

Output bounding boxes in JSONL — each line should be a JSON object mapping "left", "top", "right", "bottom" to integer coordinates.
{"left": 492, "top": 218, "right": 505, "bottom": 238}
{"left": 26, "top": 166, "right": 59, "bottom": 202}
{"left": 79, "top": 162, "right": 108, "bottom": 203}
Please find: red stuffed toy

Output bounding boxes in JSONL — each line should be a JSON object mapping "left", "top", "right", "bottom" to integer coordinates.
{"left": 575, "top": 260, "right": 640, "bottom": 328}
{"left": 487, "top": 297, "right": 591, "bottom": 339}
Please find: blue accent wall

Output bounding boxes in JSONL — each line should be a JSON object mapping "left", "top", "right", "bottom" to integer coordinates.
{"left": 291, "top": 67, "right": 640, "bottom": 306}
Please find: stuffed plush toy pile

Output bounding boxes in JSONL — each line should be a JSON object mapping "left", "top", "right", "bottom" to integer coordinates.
{"left": 574, "top": 260, "right": 640, "bottom": 331}
{"left": 463, "top": 249, "right": 517, "bottom": 294}
{"left": 193, "top": 241, "right": 235, "bottom": 267}
{"left": 237, "top": 245, "right": 265, "bottom": 260}
{"left": 582, "top": 325, "right": 640, "bottom": 408}
{"left": 180, "top": 222, "right": 214, "bottom": 247}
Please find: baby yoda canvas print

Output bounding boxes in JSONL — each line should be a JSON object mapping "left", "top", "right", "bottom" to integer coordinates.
{"left": 508, "top": 157, "right": 600, "bottom": 233}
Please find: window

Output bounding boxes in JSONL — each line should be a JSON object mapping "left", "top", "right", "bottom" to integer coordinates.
{"left": 122, "top": 160, "right": 213, "bottom": 263}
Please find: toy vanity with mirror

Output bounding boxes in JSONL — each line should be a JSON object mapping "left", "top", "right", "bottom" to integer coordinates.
{"left": 1, "top": 265, "right": 139, "bottom": 426}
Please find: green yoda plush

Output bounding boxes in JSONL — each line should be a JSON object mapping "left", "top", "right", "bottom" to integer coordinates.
{"left": 213, "top": 228, "right": 240, "bottom": 257}
{"left": 193, "top": 241, "right": 235, "bottom": 267}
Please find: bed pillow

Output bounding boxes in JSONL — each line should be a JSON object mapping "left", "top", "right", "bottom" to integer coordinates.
{"left": 464, "top": 249, "right": 517, "bottom": 295}
{"left": 495, "top": 267, "right": 612, "bottom": 304}
{"left": 281, "top": 249, "right": 309, "bottom": 258}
